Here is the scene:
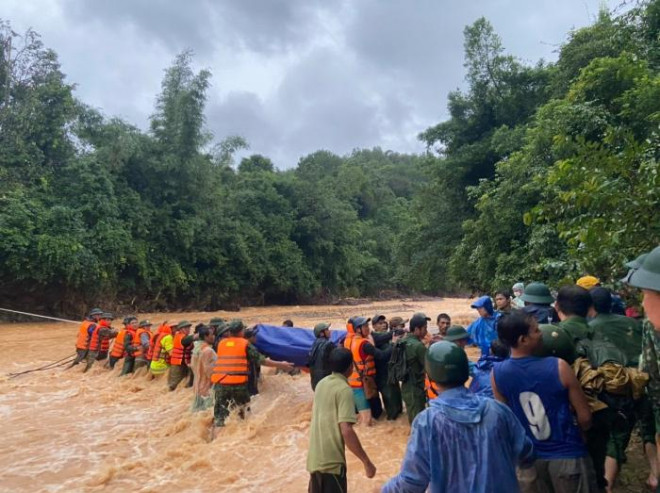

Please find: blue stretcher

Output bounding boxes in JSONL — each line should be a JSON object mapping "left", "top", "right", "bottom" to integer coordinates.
{"left": 252, "top": 324, "right": 346, "bottom": 367}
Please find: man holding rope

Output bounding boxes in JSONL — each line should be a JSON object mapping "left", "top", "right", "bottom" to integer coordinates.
{"left": 71, "top": 308, "right": 103, "bottom": 367}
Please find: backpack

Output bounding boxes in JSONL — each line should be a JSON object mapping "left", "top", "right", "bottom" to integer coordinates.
{"left": 387, "top": 339, "right": 409, "bottom": 385}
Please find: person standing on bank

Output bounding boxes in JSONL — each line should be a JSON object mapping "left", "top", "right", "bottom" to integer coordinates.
{"left": 307, "top": 322, "right": 336, "bottom": 391}
{"left": 307, "top": 347, "right": 376, "bottom": 493}
{"left": 382, "top": 341, "right": 534, "bottom": 492}
{"left": 401, "top": 313, "right": 430, "bottom": 425}
{"left": 492, "top": 312, "right": 598, "bottom": 492}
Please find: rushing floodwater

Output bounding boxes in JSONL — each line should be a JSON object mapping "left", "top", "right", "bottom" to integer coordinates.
{"left": 0, "top": 298, "right": 477, "bottom": 492}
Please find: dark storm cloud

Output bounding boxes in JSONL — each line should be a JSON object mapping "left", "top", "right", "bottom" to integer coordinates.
{"left": 64, "top": 0, "right": 342, "bottom": 54}
{"left": 5, "top": 0, "right": 616, "bottom": 167}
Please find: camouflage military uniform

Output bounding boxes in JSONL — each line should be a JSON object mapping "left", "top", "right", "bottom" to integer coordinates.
{"left": 641, "top": 319, "right": 660, "bottom": 430}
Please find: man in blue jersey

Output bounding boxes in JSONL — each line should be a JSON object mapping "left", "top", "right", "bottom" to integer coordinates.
{"left": 492, "top": 311, "right": 598, "bottom": 493}
{"left": 383, "top": 341, "right": 534, "bottom": 493}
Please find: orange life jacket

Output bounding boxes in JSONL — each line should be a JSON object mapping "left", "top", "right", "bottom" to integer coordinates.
{"left": 425, "top": 374, "right": 439, "bottom": 400}
{"left": 150, "top": 331, "right": 172, "bottom": 363}
{"left": 348, "top": 335, "right": 376, "bottom": 389}
{"left": 110, "top": 329, "right": 128, "bottom": 358}
{"left": 170, "top": 332, "right": 186, "bottom": 366}
{"left": 76, "top": 320, "right": 94, "bottom": 350}
{"left": 134, "top": 328, "right": 150, "bottom": 359}
{"left": 211, "top": 337, "right": 249, "bottom": 385}
{"left": 89, "top": 320, "right": 112, "bottom": 352}
{"left": 343, "top": 321, "right": 355, "bottom": 350}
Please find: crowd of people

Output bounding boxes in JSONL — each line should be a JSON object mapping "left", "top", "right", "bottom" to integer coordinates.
{"left": 67, "top": 245, "right": 660, "bottom": 492}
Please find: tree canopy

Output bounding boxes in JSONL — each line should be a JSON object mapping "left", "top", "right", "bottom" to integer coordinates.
{"left": 1, "top": 1, "right": 659, "bottom": 315}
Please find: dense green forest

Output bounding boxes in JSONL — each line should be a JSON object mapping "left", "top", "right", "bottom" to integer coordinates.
{"left": 1, "top": 2, "right": 659, "bottom": 316}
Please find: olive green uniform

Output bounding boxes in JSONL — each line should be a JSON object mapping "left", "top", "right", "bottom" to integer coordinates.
{"left": 558, "top": 316, "right": 593, "bottom": 346}
{"left": 213, "top": 344, "right": 263, "bottom": 427}
{"left": 401, "top": 335, "right": 427, "bottom": 424}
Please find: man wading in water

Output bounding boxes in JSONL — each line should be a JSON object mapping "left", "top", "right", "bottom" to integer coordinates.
{"left": 307, "top": 347, "right": 376, "bottom": 492}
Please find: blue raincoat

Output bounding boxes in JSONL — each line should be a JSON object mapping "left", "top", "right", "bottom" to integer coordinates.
{"left": 467, "top": 296, "right": 500, "bottom": 356}
{"left": 382, "top": 386, "right": 534, "bottom": 493}
{"left": 468, "top": 355, "right": 506, "bottom": 398}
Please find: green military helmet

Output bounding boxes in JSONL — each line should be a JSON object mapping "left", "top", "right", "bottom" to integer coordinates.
{"left": 534, "top": 324, "right": 577, "bottom": 364}
{"left": 625, "top": 253, "right": 648, "bottom": 270}
{"left": 313, "top": 322, "right": 331, "bottom": 337}
{"left": 520, "top": 282, "right": 554, "bottom": 305}
{"left": 227, "top": 319, "right": 246, "bottom": 333}
{"left": 352, "top": 316, "right": 371, "bottom": 329}
{"left": 123, "top": 315, "right": 137, "bottom": 325}
{"left": 176, "top": 320, "right": 192, "bottom": 330}
{"left": 209, "top": 317, "right": 225, "bottom": 327}
{"left": 215, "top": 324, "right": 231, "bottom": 338}
{"left": 444, "top": 325, "right": 469, "bottom": 342}
{"left": 89, "top": 308, "right": 103, "bottom": 317}
{"left": 425, "top": 341, "right": 469, "bottom": 385}
{"left": 627, "top": 246, "right": 660, "bottom": 293}
{"left": 101, "top": 312, "right": 114, "bottom": 320}
{"left": 138, "top": 320, "right": 152, "bottom": 328}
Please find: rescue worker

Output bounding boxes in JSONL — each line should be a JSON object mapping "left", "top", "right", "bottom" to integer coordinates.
{"left": 168, "top": 320, "right": 193, "bottom": 391}
{"left": 209, "top": 317, "right": 226, "bottom": 351}
{"left": 343, "top": 316, "right": 356, "bottom": 350}
{"left": 71, "top": 308, "right": 103, "bottom": 366}
{"left": 108, "top": 316, "right": 137, "bottom": 370}
{"left": 520, "top": 281, "right": 557, "bottom": 323}
{"left": 494, "top": 289, "right": 513, "bottom": 314}
{"left": 492, "top": 311, "right": 598, "bottom": 492}
{"left": 382, "top": 341, "right": 534, "bottom": 492}
{"left": 512, "top": 282, "right": 525, "bottom": 309}
{"left": 400, "top": 313, "right": 430, "bottom": 425}
{"left": 426, "top": 325, "right": 475, "bottom": 400}
{"left": 83, "top": 313, "right": 118, "bottom": 373}
{"left": 119, "top": 316, "right": 139, "bottom": 376}
{"left": 468, "top": 338, "right": 509, "bottom": 398}
{"left": 149, "top": 322, "right": 174, "bottom": 378}
{"left": 132, "top": 320, "right": 153, "bottom": 372}
{"left": 306, "top": 347, "right": 376, "bottom": 492}
{"left": 190, "top": 325, "right": 216, "bottom": 412}
{"left": 466, "top": 295, "right": 499, "bottom": 356}
{"left": 245, "top": 326, "right": 261, "bottom": 396}
{"left": 211, "top": 320, "right": 294, "bottom": 434}
{"left": 626, "top": 246, "right": 660, "bottom": 488}
{"left": 369, "top": 314, "right": 393, "bottom": 420}
{"left": 378, "top": 316, "right": 404, "bottom": 420}
{"left": 555, "top": 285, "right": 594, "bottom": 345}
{"left": 307, "top": 322, "right": 335, "bottom": 391}
{"left": 436, "top": 313, "right": 451, "bottom": 339}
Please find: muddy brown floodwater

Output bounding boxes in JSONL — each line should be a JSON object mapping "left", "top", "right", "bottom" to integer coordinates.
{"left": 0, "top": 298, "right": 476, "bottom": 493}
{"left": 0, "top": 297, "right": 650, "bottom": 492}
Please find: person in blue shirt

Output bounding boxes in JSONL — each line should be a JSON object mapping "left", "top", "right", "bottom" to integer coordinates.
{"left": 466, "top": 295, "right": 500, "bottom": 356}
{"left": 382, "top": 341, "right": 534, "bottom": 493}
{"left": 469, "top": 338, "right": 510, "bottom": 398}
{"left": 492, "top": 311, "right": 598, "bottom": 493}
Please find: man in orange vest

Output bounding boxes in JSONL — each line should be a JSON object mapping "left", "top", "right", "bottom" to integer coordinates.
{"left": 168, "top": 320, "right": 193, "bottom": 391}
{"left": 83, "top": 313, "right": 118, "bottom": 372}
{"left": 348, "top": 316, "right": 391, "bottom": 426}
{"left": 211, "top": 319, "right": 294, "bottom": 436}
{"left": 108, "top": 316, "right": 137, "bottom": 370}
{"left": 119, "top": 316, "right": 141, "bottom": 376}
{"left": 132, "top": 320, "right": 153, "bottom": 373}
{"left": 71, "top": 308, "right": 103, "bottom": 367}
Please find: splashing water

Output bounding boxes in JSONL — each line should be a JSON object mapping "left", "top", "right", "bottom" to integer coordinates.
{"left": 0, "top": 298, "right": 477, "bottom": 492}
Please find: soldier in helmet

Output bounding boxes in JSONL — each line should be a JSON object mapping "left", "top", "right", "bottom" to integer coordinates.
{"left": 520, "top": 282, "right": 557, "bottom": 324}
{"left": 382, "top": 341, "right": 533, "bottom": 492}
{"left": 307, "top": 322, "right": 335, "bottom": 391}
{"left": 626, "top": 246, "right": 660, "bottom": 489}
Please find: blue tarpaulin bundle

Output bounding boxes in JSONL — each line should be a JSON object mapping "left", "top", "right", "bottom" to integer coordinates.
{"left": 253, "top": 324, "right": 347, "bottom": 367}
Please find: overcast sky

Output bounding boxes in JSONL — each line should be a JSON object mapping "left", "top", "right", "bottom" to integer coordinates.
{"left": 4, "top": 0, "right": 619, "bottom": 168}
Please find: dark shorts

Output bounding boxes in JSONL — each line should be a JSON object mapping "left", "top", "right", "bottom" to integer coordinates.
{"left": 308, "top": 467, "right": 347, "bottom": 493}
{"left": 518, "top": 456, "right": 599, "bottom": 493}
